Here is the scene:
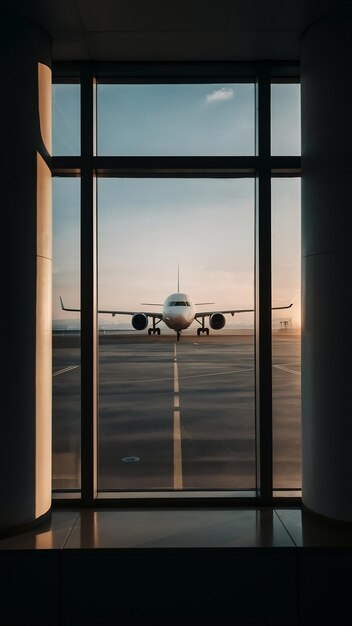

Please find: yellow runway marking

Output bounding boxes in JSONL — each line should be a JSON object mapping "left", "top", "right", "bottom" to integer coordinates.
{"left": 173, "top": 344, "right": 183, "bottom": 489}
{"left": 173, "top": 344, "right": 179, "bottom": 392}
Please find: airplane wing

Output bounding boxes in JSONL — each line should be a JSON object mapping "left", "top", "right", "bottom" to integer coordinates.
{"left": 272, "top": 303, "right": 294, "bottom": 311}
{"left": 195, "top": 303, "right": 293, "bottom": 319}
{"left": 59, "top": 298, "right": 163, "bottom": 320}
{"left": 99, "top": 308, "right": 163, "bottom": 320}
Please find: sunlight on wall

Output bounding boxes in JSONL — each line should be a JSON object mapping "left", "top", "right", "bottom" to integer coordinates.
{"left": 36, "top": 152, "right": 52, "bottom": 518}
{"left": 38, "top": 63, "right": 52, "bottom": 154}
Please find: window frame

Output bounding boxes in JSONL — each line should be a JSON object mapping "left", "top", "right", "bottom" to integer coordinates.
{"left": 52, "top": 61, "right": 301, "bottom": 507}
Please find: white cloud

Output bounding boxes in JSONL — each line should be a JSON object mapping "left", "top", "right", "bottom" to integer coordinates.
{"left": 206, "top": 87, "right": 234, "bottom": 103}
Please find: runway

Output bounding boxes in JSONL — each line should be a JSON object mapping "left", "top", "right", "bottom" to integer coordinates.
{"left": 52, "top": 332, "right": 301, "bottom": 492}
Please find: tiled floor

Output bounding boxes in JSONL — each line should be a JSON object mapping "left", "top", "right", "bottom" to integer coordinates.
{"left": 1, "top": 507, "right": 352, "bottom": 551}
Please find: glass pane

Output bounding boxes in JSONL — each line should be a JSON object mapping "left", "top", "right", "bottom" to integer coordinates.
{"left": 271, "top": 83, "right": 301, "bottom": 156}
{"left": 52, "top": 178, "right": 81, "bottom": 490}
{"left": 52, "top": 83, "right": 80, "bottom": 155}
{"left": 272, "top": 178, "right": 301, "bottom": 490}
{"left": 98, "top": 178, "right": 255, "bottom": 491}
{"left": 97, "top": 83, "right": 255, "bottom": 156}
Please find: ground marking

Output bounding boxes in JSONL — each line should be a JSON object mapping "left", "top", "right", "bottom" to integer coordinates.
{"left": 181, "top": 367, "right": 254, "bottom": 380}
{"left": 52, "top": 365, "right": 80, "bottom": 377}
{"left": 275, "top": 360, "right": 301, "bottom": 368}
{"left": 273, "top": 364, "right": 301, "bottom": 376}
{"left": 173, "top": 344, "right": 183, "bottom": 489}
{"left": 116, "top": 367, "right": 255, "bottom": 386}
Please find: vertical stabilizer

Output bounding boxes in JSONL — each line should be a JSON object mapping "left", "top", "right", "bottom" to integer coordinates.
{"left": 177, "top": 263, "right": 180, "bottom": 292}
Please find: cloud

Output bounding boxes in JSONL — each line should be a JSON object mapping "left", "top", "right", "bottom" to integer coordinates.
{"left": 206, "top": 87, "right": 234, "bottom": 103}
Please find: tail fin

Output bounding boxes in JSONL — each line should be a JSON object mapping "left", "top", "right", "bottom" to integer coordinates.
{"left": 177, "top": 263, "right": 180, "bottom": 292}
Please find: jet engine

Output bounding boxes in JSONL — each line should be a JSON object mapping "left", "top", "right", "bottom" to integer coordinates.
{"left": 132, "top": 313, "right": 148, "bottom": 331}
{"left": 209, "top": 313, "right": 226, "bottom": 330}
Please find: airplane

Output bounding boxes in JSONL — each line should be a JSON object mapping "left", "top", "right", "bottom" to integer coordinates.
{"left": 60, "top": 272, "right": 292, "bottom": 341}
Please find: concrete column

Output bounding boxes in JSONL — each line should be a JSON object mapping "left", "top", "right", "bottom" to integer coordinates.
{"left": 301, "top": 7, "right": 352, "bottom": 522}
{"left": 0, "top": 12, "right": 52, "bottom": 534}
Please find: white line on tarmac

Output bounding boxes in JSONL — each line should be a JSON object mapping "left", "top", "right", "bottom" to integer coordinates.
{"left": 181, "top": 367, "right": 254, "bottom": 380}
{"left": 52, "top": 365, "right": 80, "bottom": 377}
{"left": 117, "top": 367, "right": 255, "bottom": 386}
{"left": 274, "top": 360, "right": 301, "bottom": 368}
{"left": 173, "top": 344, "right": 183, "bottom": 489}
{"left": 273, "top": 364, "right": 301, "bottom": 376}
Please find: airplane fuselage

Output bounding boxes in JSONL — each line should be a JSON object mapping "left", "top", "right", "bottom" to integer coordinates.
{"left": 162, "top": 292, "right": 195, "bottom": 331}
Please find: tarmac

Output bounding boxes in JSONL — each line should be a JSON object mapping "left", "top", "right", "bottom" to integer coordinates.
{"left": 52, "top": 331, "right": 301, "bottom": 492}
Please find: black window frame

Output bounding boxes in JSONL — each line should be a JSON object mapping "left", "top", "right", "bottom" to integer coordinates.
{"left": 52, "top": 61, "right": 301, "bottom": 508}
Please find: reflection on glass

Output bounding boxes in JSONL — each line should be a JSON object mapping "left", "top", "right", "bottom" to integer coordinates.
{"left": 272, "top": 178, "right": 301, "bottom": 490}
{"left": 97, "top": 83, "right": 255, "bottom": 156}
{"left": 52, "top": 83, "right": 80, "bottom": 156}
{"left": 52, "top": 178, "right": 81, "bottom": 490}
{"left": 98, "top": 178, "right": 255, "bottom": 491}
{"left": 271, "top": 83, "right": 301, "bottom": 156}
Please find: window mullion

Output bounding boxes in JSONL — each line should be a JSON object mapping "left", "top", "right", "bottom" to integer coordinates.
{"left": 255, "top": 65, "right": 273, "bottom": 504}
{"left": 80, "top": 63, "right": 98, "bottom": 505}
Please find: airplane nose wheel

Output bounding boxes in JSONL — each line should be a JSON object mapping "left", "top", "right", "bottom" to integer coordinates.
{"left": 177, "top": 331, "right": 181, "bottom": 342}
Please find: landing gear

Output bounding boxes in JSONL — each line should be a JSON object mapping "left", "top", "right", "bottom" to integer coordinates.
{"left": 177, "top": 330, "right": 181, "bottom": 342}
{"left": 197, "top": 327, "right": 209, "bottom": 336}
{"left": 148, "top": 327, "right": 161, "bottom": 336}
{"left": 148, "top": 320, "right": 161, "bottom": 336}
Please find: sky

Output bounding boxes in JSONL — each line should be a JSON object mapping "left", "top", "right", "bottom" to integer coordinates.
{"left": 97, "top": 83, "right": 255, "bottom": 156}
{"left": 52, "top": 82, "right": 301, "bottom": 157}
{"left": 52, "top": 82, "right": 301, "bottom": 330}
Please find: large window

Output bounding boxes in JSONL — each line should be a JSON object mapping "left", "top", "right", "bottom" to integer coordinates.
{"left": 98, "top": 178, "right": 255, "bottom": 491}
{"left": 52, "top": 65, "right": 301, "bottom": 503}
{"left": 271, "top": 82, "right": 301, "bottom": 156}
{"left": 52, "top": 177, "right": 81, "bottom": 491}
{"left": 272, "top": 178, "right": 301, "bottom": 492}
{"left": 97, "top": 83, "right": 255, "bottom": 156}
{"left": 52, "top": 82, "right": 80, "bottom": 156}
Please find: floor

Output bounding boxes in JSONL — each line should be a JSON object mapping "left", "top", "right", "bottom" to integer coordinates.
{"left": 1, "top": 507, "right": 352, "bottom": 625}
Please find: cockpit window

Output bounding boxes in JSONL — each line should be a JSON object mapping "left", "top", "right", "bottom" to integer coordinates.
{"left": 168, "top": 300, "right": 190, "bottom": 306}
